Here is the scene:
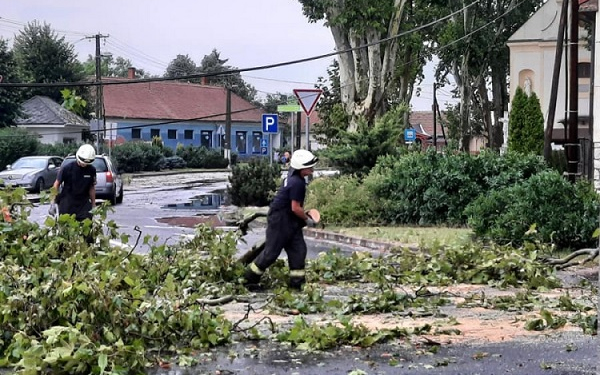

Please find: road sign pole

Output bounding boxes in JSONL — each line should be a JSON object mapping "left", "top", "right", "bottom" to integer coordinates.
{"left": 305, "top": 115, "right": 310, "bottom": 151}
{"left": 291, "top": 112, "right": 294, "bottom": 154}
{"left": 269, "top": 133, "right": 272, "bottom": 166}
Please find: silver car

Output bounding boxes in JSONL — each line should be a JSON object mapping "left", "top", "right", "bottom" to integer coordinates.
{"left": 0, "top": 156, "right": 63, "bottom": 193}
{"left": 61, "top": 155, "right": 124, "bottom": 205}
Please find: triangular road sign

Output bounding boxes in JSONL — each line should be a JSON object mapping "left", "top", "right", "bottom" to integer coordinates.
{"left": 293, "top": 89, "right": 322, "bottom": 116}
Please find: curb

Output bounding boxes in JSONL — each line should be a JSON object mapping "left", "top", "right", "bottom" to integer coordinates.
{"left": 303, "top": 228, "right": 419, "bottom": 252}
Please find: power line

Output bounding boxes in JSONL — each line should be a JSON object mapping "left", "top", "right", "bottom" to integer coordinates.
{"left": 0, "top": 0, "right": 483, "bottom": 89}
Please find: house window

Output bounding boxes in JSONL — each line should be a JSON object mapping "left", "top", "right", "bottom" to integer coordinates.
{"left": 578, "top": 62, "right": 591, "bottom": 78}
{"left": 201, "top": 130, "right": 212, "bottom": 148}
{"left": 252, "top": 131, "right": 262, "bottom": 154}
{"left": 132, "top": 128, "right": 141, "bottom": 139}
{"left": 220, "top": 134, "right": 226, "bottom": 149}
{"left": 150, "top": 129, "right": 160, "bottom": 138}
{"left": 236, "top": 131, "right": 247, "bottom": 154}
{"left": 62, "top": 138, "right": 75, "bottom": 144}
{"left": 184, "top": 130, "right": 194, "bottom": 140}
{"left": 168, "top": 129, "right": 177, "bottom": 139}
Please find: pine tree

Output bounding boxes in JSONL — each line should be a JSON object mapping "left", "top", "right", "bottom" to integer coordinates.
{"left": 524, "top": 92, "right": 544, "bottom": 155}
{"left": 508, "top": 86, "right": 528, "bottom": 153}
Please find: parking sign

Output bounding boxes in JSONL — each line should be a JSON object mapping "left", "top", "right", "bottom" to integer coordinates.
{"left": 262, "top": 114, "right": 278, "bottom": 133}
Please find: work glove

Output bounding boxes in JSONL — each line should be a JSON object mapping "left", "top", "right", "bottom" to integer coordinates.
{"left": 48, "top": 203, "right": 57, "bottom": 216}
{"left": 305, "top": 217, "right": 316, "bottom": 227}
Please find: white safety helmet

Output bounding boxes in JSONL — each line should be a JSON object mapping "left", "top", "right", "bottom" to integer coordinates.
{"left": 76, "top": 144, "right": 96, "bottom": 166}
{"left": 290, "top": 149, "right": 318, "bottom": 170}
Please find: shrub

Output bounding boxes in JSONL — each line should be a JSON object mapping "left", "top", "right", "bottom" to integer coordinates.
{"left": 176, "top": 145, "right": 229, "bottom": 169}
{"left": 162, "top": 155, "right": 187, "bottom": 169}
{"left": 36, "top": 142, "right": 79, "bottom": 158}
{"left": 362, "top": 149, "right": 550, "bottom": 225}
{"left": 305, "top": 175, "right": 376, "bottom": 226}
{"left": 465, "top": 170, "right": 600, "bottom": 249}
{"left": 228, "top": 158, "right": 280, "bottom": 207}
{"left": 318, "top": 105, "right": 405, "bottom": 177}
{"left": 111, "top": 142, "right": 164, "bottom": 172}
{"left": 0, "top": 127, "right": 39, "bottom": 168}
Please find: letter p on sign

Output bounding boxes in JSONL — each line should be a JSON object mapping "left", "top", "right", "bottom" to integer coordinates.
{"left": 262, "top": 114, "right": 278, "bottom": 133}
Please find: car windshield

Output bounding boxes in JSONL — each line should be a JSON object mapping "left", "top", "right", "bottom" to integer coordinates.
{"left": 63, "top": 157, "right": 108, "bottom": 172}
{"left": 11, "top": 158, "right": 47, "bottom": 169}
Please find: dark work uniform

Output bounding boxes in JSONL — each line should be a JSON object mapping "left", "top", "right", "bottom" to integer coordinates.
{"left": 245, "top": 169, "right": 308, "bottom": 289}
{"left": 56, "top": 162, "right": 96, "bottom": 221}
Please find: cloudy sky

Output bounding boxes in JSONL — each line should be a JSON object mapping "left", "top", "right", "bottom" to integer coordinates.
{"left": 0, "top": 0, "right": 456, "bottom": 110}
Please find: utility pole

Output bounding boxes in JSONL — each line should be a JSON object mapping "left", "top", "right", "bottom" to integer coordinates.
{"left": 224, "top": 87, "right": 232, "bottom": 166}
{"left": 85, "top": 33, "right": 108, "bottom": 153}
{"left": 567, "top": 0, "right": 579, "bottom": 182}
{"left": 433, "top": 83, "right": 437, "bottom": 151}
{"left": 544, "top": 0, "right": 569, "bottom": 160}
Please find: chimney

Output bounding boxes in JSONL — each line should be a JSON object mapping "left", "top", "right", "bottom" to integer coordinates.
{"left": 127, "top": 67, "right": 136, "bottom": 79}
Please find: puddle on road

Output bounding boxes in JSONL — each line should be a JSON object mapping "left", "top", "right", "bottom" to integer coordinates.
{"left": 161, "top": 190, "right": 228, "bottom": 211}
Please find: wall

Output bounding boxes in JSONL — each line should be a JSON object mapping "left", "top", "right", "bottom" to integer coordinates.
{"left": 110, "top": 119, "right": 271, "bottom": 157}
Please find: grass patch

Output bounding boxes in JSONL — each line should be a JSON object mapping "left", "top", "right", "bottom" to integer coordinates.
{"left": 327, "top": 226, "right": 474, "bottom": 247}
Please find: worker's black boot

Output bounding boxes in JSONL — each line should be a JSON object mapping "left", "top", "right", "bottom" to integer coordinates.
{"left": 288, "top": 276, "right": 305, "bottom": 291}
{"left": 243, "top": 266, "right": 263, "bottom": 291}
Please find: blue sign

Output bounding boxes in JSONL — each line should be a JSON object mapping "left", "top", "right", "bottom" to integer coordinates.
{"left": 262, "top": 114, "right": 278, "bottom": 133}
{"left": 260, "top": 138, "right": 268, "bottom": 148}
{"left": 261, "top": 146, "right": 268, "bottom": 155}
{"left": 404, "top": 128, "right": 416, "bottom": 142}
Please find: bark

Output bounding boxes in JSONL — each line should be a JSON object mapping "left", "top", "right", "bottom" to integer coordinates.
{"left": 543, "top": 248, "right": 599, "bottom": 270}
{"left": 325, "top": 0, "right": 408, "bottom": 130}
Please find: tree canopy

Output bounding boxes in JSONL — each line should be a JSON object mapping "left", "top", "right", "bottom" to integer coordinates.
{"left": 0, "top": 38, "right": 24, "bottom": 127}
{"left": 12, "top": 21, "right": 84, "bottom": 103}
{"left": 82, "top": 55, "right": 151, "bottom": 78}
{"left": 299, "top": 0, "right": 430, "bottom": 130}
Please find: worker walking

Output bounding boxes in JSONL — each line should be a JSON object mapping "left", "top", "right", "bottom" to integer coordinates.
{"left": 244, "top": 149, "right": 318, "bottom": 291}
{"left": 51, "top": 144, "right": 97, "bottom": 243}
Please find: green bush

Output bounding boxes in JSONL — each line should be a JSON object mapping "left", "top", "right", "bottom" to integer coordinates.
{"left": 111, "top": 142, "right": 164, "bottom": 172}
{"left": 318, "top": 106, "right": 405, "bottom": 177}
{"left": 36, "top": 142, "right": 79, "bottom": 158}
{"left": 362, "top": 149, "right": 550, "bottom": 225}
{"left": 465, "top": 170, "right": 600, "bottom": 249}
{"left": 305, "top": 175, "right": 376, "bottom": 226}
{"left": 227, "top": 158, "right": 280, "bottom": 207}
{"left": 176, "top": 145, "right": 229, "bottom": 169}
{"left": 0, "top": 127, "right": 39, "bottom": 168}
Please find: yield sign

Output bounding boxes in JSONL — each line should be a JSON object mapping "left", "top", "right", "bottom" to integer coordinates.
{"left": 293, "top": 89, "right": 322, "bottom": 116}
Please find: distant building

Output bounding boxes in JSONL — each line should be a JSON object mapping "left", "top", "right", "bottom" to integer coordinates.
{"left": 16, "top": 96, "right": 89, "bottom": 144}
{"left": 102, "top": 68, "right": 275, "bottom": 157}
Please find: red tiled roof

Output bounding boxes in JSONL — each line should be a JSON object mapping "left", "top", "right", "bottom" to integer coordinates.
{"left": 103, "top": 79, "right": 265, "bottom": 123}
{"left": 409, "top": 111, "right": 446, "bottom": 136}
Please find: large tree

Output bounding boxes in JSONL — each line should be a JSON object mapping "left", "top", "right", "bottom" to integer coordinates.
{"left": 82, "top": 55, "right": 151, "bottom": 78}
{"left": 299, "top": 0, "right": 430, "bottom": 130}
{"left": 0, "top": 38, "right": 24, "bottom": 127}
{"left": 12, "top": 21, "right": 84, "bottom": 103}
{"left": 434, "top": 0, "right": 544, "bottom": 151}
{"left": 198, "top": 49, "right": 257, "bottom": 103}
{"left": 165, "top": 54, "right": 199, "bottom": 81}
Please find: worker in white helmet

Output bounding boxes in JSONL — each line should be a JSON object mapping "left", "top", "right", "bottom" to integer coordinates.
{"left": 244, "top": 149, "right": 318, "bottom": 291}
{"left": 51, "top": 144, "right": 97, "bottom": 243}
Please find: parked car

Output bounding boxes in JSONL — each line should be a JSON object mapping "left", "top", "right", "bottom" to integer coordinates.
{"left": 0, "top": 156, "right": 63, "bottom": 193}
{"left": 61, "top": 154, "right": 124, "bottom": 205}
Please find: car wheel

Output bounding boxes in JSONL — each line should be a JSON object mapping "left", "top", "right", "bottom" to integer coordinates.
{"left": 115, "top": 186, "right": 123, "bottom": 204}
{"left": 34, "top": 178, "right": 44, "bottom": 193}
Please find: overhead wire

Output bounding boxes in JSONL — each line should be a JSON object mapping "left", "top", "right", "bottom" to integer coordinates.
{"left": 0, "top": 0, "right": 524, "bottom": 139}
{"left": 0, "top": 0, "right": 484, "bottom": 89}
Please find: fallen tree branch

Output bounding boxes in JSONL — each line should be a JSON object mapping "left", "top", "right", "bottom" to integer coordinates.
{"left": 543, "top": 248, "right": 599, "bottom": 270}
